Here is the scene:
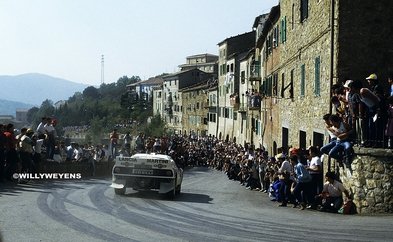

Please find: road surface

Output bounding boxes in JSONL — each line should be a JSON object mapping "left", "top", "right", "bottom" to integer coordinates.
{"left": 1, "top": 167, "right": 392, "bottom": 242}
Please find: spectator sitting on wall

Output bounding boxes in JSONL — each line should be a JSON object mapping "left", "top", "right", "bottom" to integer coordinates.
{"left": 320, "top": 114, "right": 354, "bottom": 168}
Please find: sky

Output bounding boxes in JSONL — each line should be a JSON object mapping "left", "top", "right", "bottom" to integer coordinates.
{"left": 0, "top": 0, "right": 278, "bottom": 86}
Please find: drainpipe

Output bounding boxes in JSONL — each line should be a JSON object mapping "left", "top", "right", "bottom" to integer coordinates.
{"left": 328, "top": 0, "right": 335, "bottom": 172}
{"left": 329, "top": 0, "right": 335, "bottom": 114}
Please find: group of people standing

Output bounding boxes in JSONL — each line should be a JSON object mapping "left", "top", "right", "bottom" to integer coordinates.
{"left": 0, "top": 120, "right": 49, "bottom": 182}
{"left": 331, "top": 73, "right": 393, "bottom": 149}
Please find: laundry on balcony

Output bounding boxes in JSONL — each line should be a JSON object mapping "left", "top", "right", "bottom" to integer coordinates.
{"left": 248, "top": 95, "right": 261, "bottom": 109}
{"left": 230, "top": 93, "right": 240, "bottom": 106}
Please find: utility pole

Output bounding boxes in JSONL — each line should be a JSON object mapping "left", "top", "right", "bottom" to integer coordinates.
{"left": 101, "top": 54, "right": 105, "bottom": 84}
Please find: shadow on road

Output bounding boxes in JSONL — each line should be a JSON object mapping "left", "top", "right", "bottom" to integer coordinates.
{"left": 120, "top": 189, "right": 213, "bottom": 203}
{"left": 0, "top": 177, "right": 109, "bottom": 197}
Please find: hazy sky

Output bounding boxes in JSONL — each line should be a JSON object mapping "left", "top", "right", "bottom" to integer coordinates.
{"left": 0, "top": 0, "right": 278, "bottom": 86}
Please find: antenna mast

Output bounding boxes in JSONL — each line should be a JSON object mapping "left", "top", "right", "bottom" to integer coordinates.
{"left": 101, "top": 54, "right": 104, "bottom": 84}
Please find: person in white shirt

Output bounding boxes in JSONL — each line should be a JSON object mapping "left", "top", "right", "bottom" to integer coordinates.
{"left": 44, "top": 118, "right": 57, "bottom": 160}
{"left": 314, "top": 171, "right": 350, "bottom": 212}
{"left": 277, "top": 154, "right": 292, "bottom": 174}
{"left": 72, "top": 143, "right": 83, "bottom": 162}
{"left": 306, "top": 146, "right": 323, "bottom": 209}
{"left": 33, "top": 134, "right": 45, "bottom": 170}
{"left": 36, "top": 117, "right": 47, "bottom": 136}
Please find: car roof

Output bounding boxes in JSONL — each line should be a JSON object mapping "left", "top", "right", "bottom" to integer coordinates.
{"left": 131, "top": 153, "right": 172, "bottom": 161}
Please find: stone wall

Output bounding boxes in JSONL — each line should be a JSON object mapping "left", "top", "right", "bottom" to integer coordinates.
{"left": 337, "top": 148, "right": 393, "bottom": 214}
{"left": 42, "top": 161, "right": 115, "bottom": 178}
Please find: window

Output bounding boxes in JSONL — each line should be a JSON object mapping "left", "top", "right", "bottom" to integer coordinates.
{"left": 273, "top": 26, "right": 279, "bottom": 48}
{"left": 313, "top": 132, "right": 324, "bottom": 149}
{"left": 290, "top": 69, "right": 294, "bottom": 98}
{"left": 314, "top": 56, "right": 321, "bottom": 96}
{"left": 300, "top": 0, "right": 309, "bottom": 22}
{"left": 261, "top": 76, "right": 273, "bottom": 97}
{"left": 273, "top": 73, "right": 278, "bottom": 96}
{"left": 241, "top": 71, "right": 245, "bottom": 84}
{"left": 224, "top": 108, "right": 229, "bottom": 118}
{"left": 280, "top": 17, "right": 287, "bottom": 43}
{"left": 281, "top": 73, "right": 285, "bottom": 98}
{"left": 292, "top": 4, "right": 295, "bottom": 29}
{"left": 282, "top": 127, "right": 289, "bottom": 152}
{"left": 299, "top": 130, "right": 307, "bottom": 150}
{"left": 300, "top": 64, "right": 305, "bottom": 97}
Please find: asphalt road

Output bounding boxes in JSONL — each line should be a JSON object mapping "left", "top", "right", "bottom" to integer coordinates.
{"left": 1, "top": 167, "right": 393, "bottom": 242}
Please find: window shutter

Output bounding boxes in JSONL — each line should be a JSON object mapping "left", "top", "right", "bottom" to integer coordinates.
{"left": 301, "top": 64, "right": 305, "bottom": 97}
{"left": 314, "top": 56, "right": 321, "bottom": 96}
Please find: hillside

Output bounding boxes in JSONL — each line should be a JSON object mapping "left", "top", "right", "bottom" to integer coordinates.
{"left": 0, "top": 73, "right": 89, "bottom": 106}
{"left": 0, "top": 99, "right": 33, "bottom": 115}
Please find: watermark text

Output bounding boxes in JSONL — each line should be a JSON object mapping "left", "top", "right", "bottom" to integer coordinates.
{"left": 13, "top": 173, "right": 82, "bottom": 180}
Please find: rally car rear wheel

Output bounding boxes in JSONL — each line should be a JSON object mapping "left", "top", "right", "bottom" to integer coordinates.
{"left": 114, "top": 187, "right": 126, "bottom": 195}
{"left": 175, "top": 184, "right": 181, "bottom": 195}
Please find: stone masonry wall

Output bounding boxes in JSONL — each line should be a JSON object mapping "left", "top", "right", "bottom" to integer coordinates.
{"left": 337, "top": 148, "right": 393, "bottom": 214}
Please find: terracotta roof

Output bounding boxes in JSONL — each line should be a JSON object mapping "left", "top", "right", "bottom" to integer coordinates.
{"left": 127, "top": 77, "right": 164, "bottom": 87}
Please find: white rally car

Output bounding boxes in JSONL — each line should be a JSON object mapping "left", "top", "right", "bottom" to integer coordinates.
{"left": 111, "top": 153, "right": 183, "bottom": 199}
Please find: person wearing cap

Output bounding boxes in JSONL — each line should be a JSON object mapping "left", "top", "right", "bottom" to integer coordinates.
{"left": 366, "top": 73, "right": 387, "bottom": 147}
{"left": 366, "top": 73, "right": 384, "bottom": 97}
{"left": 314, "top": 171, "right": 350, "bottom": 212}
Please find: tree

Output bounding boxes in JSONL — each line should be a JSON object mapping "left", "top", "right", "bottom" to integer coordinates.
{"left": 144, "top": 115, "right": 167, "bottom": 137}
{"left": 83, "top": 86, "right": 100, "bottom": 99}
{"left": 26, "top": 107, "right": 39, "bottom": 124}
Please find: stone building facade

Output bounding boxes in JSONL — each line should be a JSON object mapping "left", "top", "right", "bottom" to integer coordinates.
{"left": 162, "top": 69, "right": 212, "bottom": 134}
{"left": 180, "top": 81, "right": 209, "bottom": 137}
{"left": 216, "top": 31, "right": 255, "bottom": 141}
{"left": 257, "top": 1, "right": 333, "bottom": 155}
{"left": 256, "top": 0, "right": 393, "bottom": 155}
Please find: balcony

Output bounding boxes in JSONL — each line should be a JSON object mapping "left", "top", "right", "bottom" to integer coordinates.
{"left": 249, "top": 64, "right": 261, "bottom": 81}
{"left": 248, "top": 95, "right": 261, "bottom": 110}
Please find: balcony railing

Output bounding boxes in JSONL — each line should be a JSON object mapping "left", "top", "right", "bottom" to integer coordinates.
{"left": 250, "top": 64, "right": 261, "bottom": 80}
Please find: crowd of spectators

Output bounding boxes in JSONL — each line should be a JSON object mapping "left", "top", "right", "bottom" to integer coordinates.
{"left": 1, "top": 120, "right": 354, "bottom": 214}
{"left": 123, "top": 133, "right": 351, "bottom": 213}
{"left": 331, "top": 72, "right": 393, "bottom": 149}
{"left": 4, "top": 71, "right": 391, "bottom": 211}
